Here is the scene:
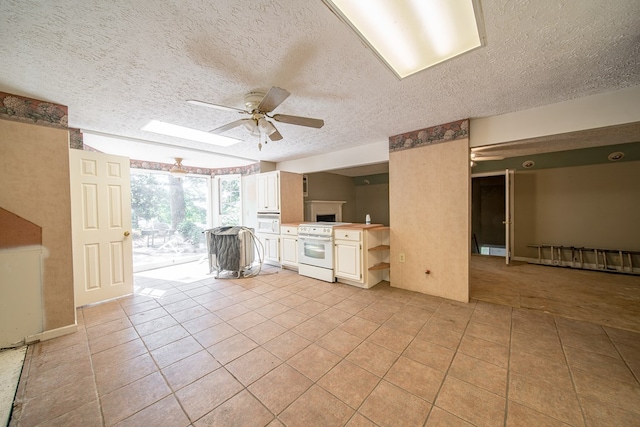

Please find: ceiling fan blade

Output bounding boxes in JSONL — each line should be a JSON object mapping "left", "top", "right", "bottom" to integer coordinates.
{"left": 269, "top": 127, "right": 283, "bottom": 141}
{"left": 257, "top": 87, "right": 290, "bottom": 112}
{"left": 210, "top": 119, "right": 251, "bottom": 134}
{"left": 272, "top": 114, "right": 324, "bottom": 128}
{"left": 188, "top": 99, "right": 247, "bottom": 114}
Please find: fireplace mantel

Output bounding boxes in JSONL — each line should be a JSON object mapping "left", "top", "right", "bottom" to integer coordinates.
{"left": 305, "top": 200, "right": 346, "bottom": 222}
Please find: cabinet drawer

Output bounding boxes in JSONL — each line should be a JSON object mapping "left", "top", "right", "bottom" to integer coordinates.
{"left": 281, "top": 226, "right": 298, "bottom": 236}
{"left": 334, "top": 230, "right": 361, "bottom": 242}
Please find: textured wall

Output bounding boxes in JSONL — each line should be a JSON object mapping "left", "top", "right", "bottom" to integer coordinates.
{"left": 0, "top": 120, "right": 75, "bottom": 329}
{"left": 389, "top": 138, "right": 470, "bottom": 302}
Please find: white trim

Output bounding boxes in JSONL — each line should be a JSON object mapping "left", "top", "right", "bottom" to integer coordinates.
{"left": 25, "top": 323, "right": 77, "bottom": 344}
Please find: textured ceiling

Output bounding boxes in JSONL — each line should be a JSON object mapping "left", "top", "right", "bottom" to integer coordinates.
{"left": 1, "top": 0, "right": 639, "bottom": 169}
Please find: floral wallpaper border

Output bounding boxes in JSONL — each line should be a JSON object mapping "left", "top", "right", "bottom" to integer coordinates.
{"left": 0, "top": 92, "right": 68, "bottom": 129}
{"left": 389, "top": 119, "right": 469, "bottom": 152}
{"left": 129, "top": 159, "right": 260, "bottom": 177}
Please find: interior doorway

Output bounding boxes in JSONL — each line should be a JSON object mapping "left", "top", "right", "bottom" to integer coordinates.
{"left": 471, "top": 173, "right": 507, "bottom": 258}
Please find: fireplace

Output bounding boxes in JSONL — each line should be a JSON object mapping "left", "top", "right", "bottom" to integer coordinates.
{"left": 305, "top": 200, "right": 346, "bottom": 222}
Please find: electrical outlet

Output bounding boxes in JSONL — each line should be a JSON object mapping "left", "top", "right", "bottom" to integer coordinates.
{"left": 399, "top": 253, "right": 406, "bottom": 262}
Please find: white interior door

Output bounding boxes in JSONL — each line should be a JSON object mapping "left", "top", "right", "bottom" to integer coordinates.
{"left": 70, "top": 149, "right": 133, "bottom": 307}
{"left": 504, "top": 169, "right": 513, "bottom": 265}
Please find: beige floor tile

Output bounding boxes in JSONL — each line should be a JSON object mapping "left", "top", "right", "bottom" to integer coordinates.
{"left": 271, "top": 308, "right": 310, "bottom": 328}
{"left": 426, "top": 406, "right": 475, "bottom": 426}
{"left": 295, "top": 300, "right": 330, "bottom": 317}
{"left": 338, "top": 316, "right": 380, "bottom": 339}
{"left": 508, "top": 372, "right": 584, "bottom": 426}
{"left": 207, "top": 333, "right": 258, "bottom": 365}
{"left": 18, "top": 375, "right": 97, "bottom": 426}
{"left": 448, "top": 352, "right": 507, "bottom": 397}
{"left": 115, "top": 395, "right": 190, "bottom": 427}
{"left": 248, "top": 363, "right": 313, "bottom": 414}
{"left": 175, "top": 368, "right": 243, "bottom": 421}
{"left": 255, "top": 301, "right": 293, "bottom": 319}
{"left": 150, "top": 336, "right": 204, "bottom": 368}
{"left": 101, "top": 372, "right": 171, "bottom": 426}
{"left": 243, "top": 319, "right": 287, "bottom": 345}
{"left": 383, "top": 311, "right": 428, "bottom": 336}
{"left": 457, "top": 334, "right": 509, "bottom": 369}
{"left": 85, "top": 317, "right": 133, "bottom": 340}
{"left": 346, "top": 340, "right": 399, "bottom": 377}
{"left": 318, "top": 360, "right": 380, "bottom": 409}
{"left": 345, "top": 412, "right": 377, "bottom": 426}
{"left": 384, "top": 356, "right": 445, "bottom": 402}
{"left": 509, "top": 349, "right": 573, "bottom": 392}
{"left": 359, "top": 380, "right": 431, "bottom": 427}
{"left": 140, "top": 324, "right": 190, "bottom": 351}
{"left": 161, "top": 350, "right": 221, "bottom": 391}
{"left": 465, "top": 321, "right": 511, "bottom": 347}
{"left": 128, "top": 306, "right": 169, "bottom": 326}
{"left": 88, "top": 327, "right": 139, "bottom": 354}
{"left": 279, "top": 385, "right": 354, "bottom": 427}
{"left": 171, "top": 304, "right": 210, "bottom": 323}
{"left": 314, "top": 307, "right": 353, "bottom": 326}
{"left": 95, "top": 353, "right": 158, "bottom": 396}
{"left": 506, "top": 401, "right": 573, "bottom": 427}
{"left": 402, "top": 338, "right": 455, "bottom": 372}
{"left": 333, "top": 298, "right": 371, "bottom": 315}
{"left": 292, "top": 317, "right": 335, "bottom": 341}
{"left": 192, "top": 322, "right": 238, "bottom": 348}
{"left": 415, "top": 321, "right": 464, "bottom": 350}
{"left": 227, "top": 311, "right": 268, "bottom": 331}
{"left": 564, "top": 345, "right": 637, "bottom": 384}
{"left": 40, "top": 399, "right": 103, "bottom": 427}
{"left": 366, "top": 326, "right": 413, "bottom": 354}
{"left": 195, "top": 390, "right": 274, "bottom": 426}
{"left": 435, "top": 376, "right": 506, "bottom": 427}
{"left": 226, "top": 347, "right": 282, "bottom": 385}
{"left": 288, "top": 344, "right": 341, "bottom": 381}
{"left": 24, "top": 357, "right": 93, "bottom": 398}
{"left": 316, "top": 328, "right": 363, "bottom": 357}
{"left": 132, "top": 315, "right": 179, "bottom": 337}
{"left": 214, "top": 302, "right": 251, "bottom": 321}
{"left": 181, "top": 312, "right": 223, "bottom": 335}
{"left": 579, "top": 395, "right": 640, "bottom": 427}
{"left": 510, "top": 330, "right": 566, "bottom": 364}
{"left": 571, "top": 368, "right": 640, "bottom": 415}
{"left": 91, "top": 339, "right": 149, "bottom": 371}
{"left": 263, "top": 330, "right": 312, "bottom": 360}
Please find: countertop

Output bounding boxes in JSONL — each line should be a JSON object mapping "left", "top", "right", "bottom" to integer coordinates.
{"left": 334, "top": 223, "right": 387, "bottom": 230}
{"left": 281, "top": 222, "right": 305, "bottom": 227}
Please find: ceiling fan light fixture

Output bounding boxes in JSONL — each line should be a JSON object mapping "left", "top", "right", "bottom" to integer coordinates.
{"left": 258, "top": 118, "right": 277, "bottom": 136}
{"left": 322, "top": 0, "right": 484, "bottom": 79}
{"left": 169, "top": 157, "right": 188, "bottom": 179}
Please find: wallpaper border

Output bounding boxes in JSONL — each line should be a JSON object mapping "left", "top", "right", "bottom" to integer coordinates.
{"left": 389, "top": 119, "right": 469, "bottom": 153}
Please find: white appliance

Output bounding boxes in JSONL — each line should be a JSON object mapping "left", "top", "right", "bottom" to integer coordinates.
{"left": 256, "top": 213, "right": 281, "bottom": 234}
{"left": 298, "top": 222, "right": 350, "bottom": 282}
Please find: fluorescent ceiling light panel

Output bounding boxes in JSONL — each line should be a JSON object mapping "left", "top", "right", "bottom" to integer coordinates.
{"left": 142, "top": 120, "right": 240, "bottom": 147}
{"left": 323, "top": 0, "right": 484, "bottom": 79}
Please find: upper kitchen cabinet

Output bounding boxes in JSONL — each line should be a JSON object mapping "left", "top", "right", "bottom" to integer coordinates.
{"left": 256, "top": 171, "right": 304, "bottom": 223}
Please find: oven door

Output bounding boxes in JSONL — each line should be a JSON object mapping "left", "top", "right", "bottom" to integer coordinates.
{"left": 298, "top": 235, "right": 333, "bottom": 269}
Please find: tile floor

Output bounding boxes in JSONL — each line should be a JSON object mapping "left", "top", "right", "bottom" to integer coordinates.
{"left": 9, "top": 262, "right": 640, "bottom": 426}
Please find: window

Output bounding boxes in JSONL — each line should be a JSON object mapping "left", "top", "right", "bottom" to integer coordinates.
{"left": 214, "top": 175, "right": 242, "bottom": 226}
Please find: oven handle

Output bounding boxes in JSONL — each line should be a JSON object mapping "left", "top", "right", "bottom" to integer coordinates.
{"left": 298, "top": 235, "right": 333, "bottom": 242}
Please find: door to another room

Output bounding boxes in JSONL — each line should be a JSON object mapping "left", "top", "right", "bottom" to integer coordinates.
{"left": 471, "top": 171, "right": 513, "bottom": 264}
{"left": 70, "top": 150, "right": 133, "bottom": 307}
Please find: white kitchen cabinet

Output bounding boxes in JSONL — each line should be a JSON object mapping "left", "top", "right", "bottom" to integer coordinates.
{"left": 257, "top": 171, "right": 280, "bottom": 212}
{"left": 334, "top": 230, "right": 362, "bottom": 282}
{"left": 280, "top": 225, "right": 298, "bottom": 269}
{"left": 257, "top": 233, "right": 280, "bottom": 265}
{"left": 334, "top": 226, "right": 390, "bottom": 288}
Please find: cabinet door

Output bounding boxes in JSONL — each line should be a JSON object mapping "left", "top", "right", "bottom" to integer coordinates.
{"left": 334, "top": 241, "right": 362, "bottom": 281}
{"left": 280, "top": 236, "right": 298, "bottom": 267}
{"left": 265, "top": 173, "right": 280, "bottom": 211}
{"left": 257, "top": 172, "right": 280, "bottom": 211}
{"left": 263, "top": 235, "right": 280, "bottom": 262}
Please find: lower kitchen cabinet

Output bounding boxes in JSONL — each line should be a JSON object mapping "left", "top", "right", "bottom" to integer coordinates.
{"left": 334, "top": 226, "right": 389, "bottom": 288}
{"left": 257, "top": 233, "right": 280, "bottom": 266}
{"left": 280, "top": 226, "right": 298, "bottom": 269}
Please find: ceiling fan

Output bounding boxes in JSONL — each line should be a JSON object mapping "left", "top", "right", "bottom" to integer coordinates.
{"left": 188, "top": 87, "right": 324, "bottom": 150}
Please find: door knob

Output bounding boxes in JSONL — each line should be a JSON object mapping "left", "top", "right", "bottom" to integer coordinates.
{"left": 124, "top": 231, "right": 131, "bottom": 237}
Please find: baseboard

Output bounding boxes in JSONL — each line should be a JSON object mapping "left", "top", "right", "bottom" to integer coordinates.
{"left": 24, "top": 323, "right": 77, "bottom": 344}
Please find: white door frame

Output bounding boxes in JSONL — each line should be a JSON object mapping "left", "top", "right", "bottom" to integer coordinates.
{"left": 471, "top": 170, "right": 515, "bottom": 264}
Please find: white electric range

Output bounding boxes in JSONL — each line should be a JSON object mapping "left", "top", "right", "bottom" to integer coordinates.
{"left": 297, "top": 222, "right": 351, "bottom": 282}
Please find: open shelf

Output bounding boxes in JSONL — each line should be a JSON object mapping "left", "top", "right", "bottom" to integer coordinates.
{"left": 368, "top": 262, "right": 390, "bottom": 271}
{"left": 368, "top": 244, "right": 390, "bottom": 252}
